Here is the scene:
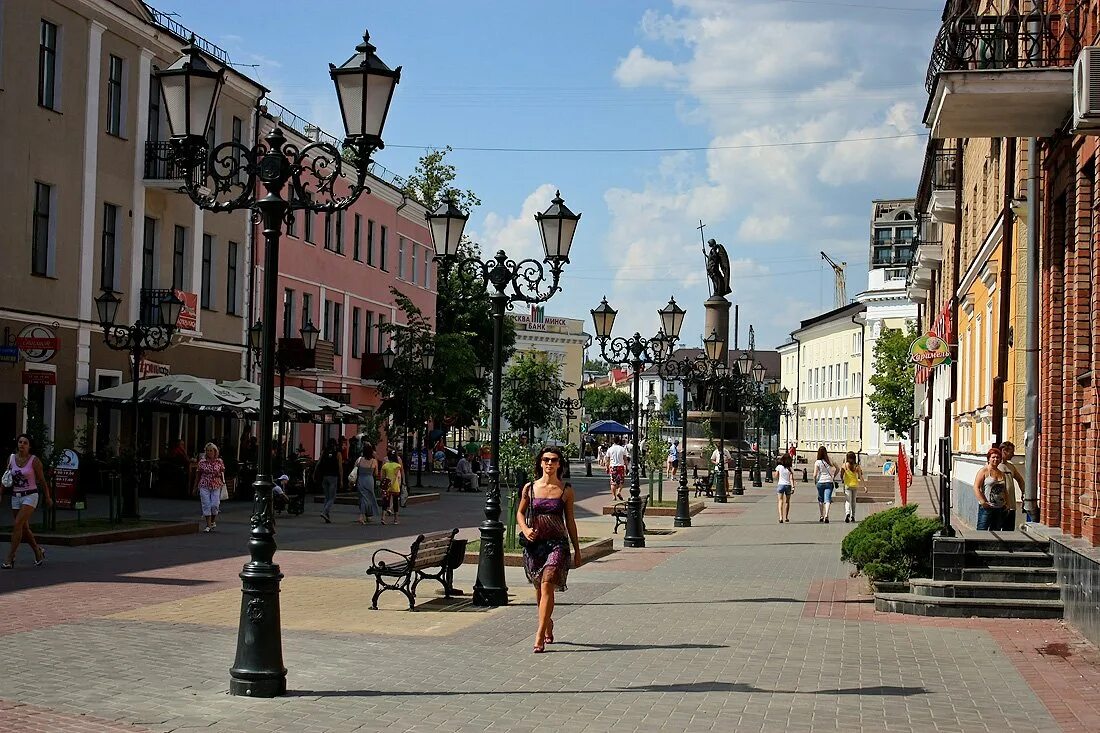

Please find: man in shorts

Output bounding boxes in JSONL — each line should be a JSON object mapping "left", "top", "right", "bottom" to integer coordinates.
{"left": 605, "top": 436, "right": 629, "bottom": 501}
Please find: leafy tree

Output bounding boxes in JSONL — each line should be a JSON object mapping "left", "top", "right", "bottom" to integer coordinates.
{"left": 400, "top": 145, "right": 481, "bottom": 213}
{"left": 644, "top": 416, "right": 668, "bottom": 471}
{"left": 660, "top": 393, "right": 681, "bottom": 425}
{"left": 867, "top": 326, "right": 917, "bottom": 439}
{"left": 502, "top": 353, "right": 564, "bottom": 437}
{"left": 376, "top": 290, "right": 438, "bottom": 443}
{"left": 582, "top": 386, "right": 633, "bottom": 423}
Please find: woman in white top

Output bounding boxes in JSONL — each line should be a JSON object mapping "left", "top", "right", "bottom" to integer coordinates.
{"left": 814, "top": 446, "right": 838, "bottom": 523}
{"left": 775, "top": 454, "right": 794, "bottom": 523}
{"left": 3, "top": 433, "right": 52, "bottom": 568}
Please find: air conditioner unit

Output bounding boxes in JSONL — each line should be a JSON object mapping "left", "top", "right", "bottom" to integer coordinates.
{"left": 1073, "top": 46, "right": 1100, "bottom": 133}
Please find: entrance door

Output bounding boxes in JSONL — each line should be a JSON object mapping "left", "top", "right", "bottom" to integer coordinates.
{"left": 0, "top": 402, "right": 16, "bottom": 453}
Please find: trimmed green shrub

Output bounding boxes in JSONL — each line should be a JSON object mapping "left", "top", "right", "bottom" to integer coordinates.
{"left": 840, "top": 505, "right": 942, "bottom": 582}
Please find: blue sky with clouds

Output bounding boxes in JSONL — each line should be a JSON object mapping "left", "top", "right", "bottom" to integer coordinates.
{"left": 150, "top": 0, "right": 941, "bottom": 349}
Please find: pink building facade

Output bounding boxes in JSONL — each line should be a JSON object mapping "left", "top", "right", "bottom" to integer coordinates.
{"left": 251, "top": 105, "right": 435, "bottom": 458}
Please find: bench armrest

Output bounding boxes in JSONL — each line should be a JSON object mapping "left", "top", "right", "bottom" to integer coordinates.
{"left": 370, "top": 548, "right": 410, "bottom": 569}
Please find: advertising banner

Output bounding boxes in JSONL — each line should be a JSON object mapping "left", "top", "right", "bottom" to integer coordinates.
{"left": 174, "top": 290, "right": 198, "bottom": 331}
{"left": 52, "top": 449, "right": 85, "bottom": 510}
{"left": 909, "top": 332, "right": 952, "bottom": 370}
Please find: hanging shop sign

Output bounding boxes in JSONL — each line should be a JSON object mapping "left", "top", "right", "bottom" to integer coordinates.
{"left": 511, "top": 305, "right": 569, "bottom": 332}
{"left": 17, "top": 324, "right": 59, "bottom": 363}
{"left": 52, "top": 449, "right": 85, "bottom": 510}
{"left": 909, "top": 332, "right": 953, "bottom": 370}
{"left": 174, "top": 290, "right": 198, "bottom": 331}
{"left": 130, "top": 356, "right": 171, "bottom": 377}
{"left": 22, "top": 370, "right": 56, "bottom": 385}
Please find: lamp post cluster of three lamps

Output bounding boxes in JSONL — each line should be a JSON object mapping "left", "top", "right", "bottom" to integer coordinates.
{"left": 426, "top": 192, "right": 581, "bottom": 606}
{"left": 152, "top": 28, "right": 402, "bottom": 697}
{"left": 589, "top": 295, "right": 687, "bottom": 548}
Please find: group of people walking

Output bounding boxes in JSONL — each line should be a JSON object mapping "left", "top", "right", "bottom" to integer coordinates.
{"left": 774, "top": 447, "right": 865, "bottom": 525}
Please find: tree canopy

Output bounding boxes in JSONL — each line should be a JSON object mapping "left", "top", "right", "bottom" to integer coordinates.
{"left": 502, "top": 353, "right": 565, "bottom": 437}
{"left": 582, "top": 386, "right": 633, "bottom": 424}
{"left": 867, "top": 326, "right": 917, "bottom": 439}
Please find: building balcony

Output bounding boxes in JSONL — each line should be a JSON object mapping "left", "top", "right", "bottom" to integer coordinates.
{"left": 144, "top": 141, "right": 206, "bottom": 188}
{"left": 872, "top": 243, "right": 917, "bottom": 268}
{"left": 923, "top": 1, "right": 1080, "bottom": 138}
{"left": 917, "top": 240, "right": 944, "bottom": 270}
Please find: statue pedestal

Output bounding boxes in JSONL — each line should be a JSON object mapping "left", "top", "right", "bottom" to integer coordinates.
{"left": 703, "top": 296, "right": 730, "bottom": 351}
{"left": 687, "top": 410, "right": 745, "bottom": 443}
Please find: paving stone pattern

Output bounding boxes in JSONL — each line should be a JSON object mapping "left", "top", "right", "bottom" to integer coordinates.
{"left": 1, "top": 475, "right": 1097, "bottom": 732}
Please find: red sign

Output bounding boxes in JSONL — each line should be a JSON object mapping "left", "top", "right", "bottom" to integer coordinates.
{"left": 21, "top": 370, "right": 56, "bottom": 385}
{"left": 134, "top": 357, "right": 170, "bottom": 377}
{"left": 16, "top": 336, "right": 59, "bottom": 351}
{"left": 898, "top": 444, "right": 910, "bottom": 506}
{"left": 175, "top": 290, "right": 198, "bottom": 331}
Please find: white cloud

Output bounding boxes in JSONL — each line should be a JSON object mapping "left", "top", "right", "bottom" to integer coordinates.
{"left": 737, "top": 214, "right": 792, "bottom": 242}
{"left": 469, "top": 184, "right": 559, "bottom": 265}
{"left": 614, "top": 47, "right": 682, "bottom": 88}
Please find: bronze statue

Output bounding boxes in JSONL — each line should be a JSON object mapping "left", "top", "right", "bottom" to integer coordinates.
{"left": 705, "top": 238, "right": 731, "bottom": 297}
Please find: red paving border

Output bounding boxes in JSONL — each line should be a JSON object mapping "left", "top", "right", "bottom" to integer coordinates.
{"left": 804, "top": 577, "right": 1100, "bottom": 733}
{"left": 0, "top": 700, "right": 154, "bottom": 733}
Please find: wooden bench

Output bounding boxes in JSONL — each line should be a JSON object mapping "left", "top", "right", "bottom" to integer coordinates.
{"left": 366, "top": 529, "right": 466, "bottom": 610}
{"left": 611, "top": 495, "right": 649, "bottom": 534}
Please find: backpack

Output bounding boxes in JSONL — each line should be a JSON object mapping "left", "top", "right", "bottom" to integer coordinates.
{"left": 316, "top": 449, "right": 338, "bottom": 477}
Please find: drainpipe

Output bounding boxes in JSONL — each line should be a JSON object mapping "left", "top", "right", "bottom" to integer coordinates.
{"left": 944, "top": 138, "right": 963, "bottom": 462}
{"left": 1023, "top": 137, "right": 1039, "bottom": 520}
{"left": 992, "top": 137, "right": 1017, "bottom": 446}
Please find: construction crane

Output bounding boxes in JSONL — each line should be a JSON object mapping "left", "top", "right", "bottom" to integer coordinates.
{"left": 820, "top": 251, "right": 847, "bottom": 309}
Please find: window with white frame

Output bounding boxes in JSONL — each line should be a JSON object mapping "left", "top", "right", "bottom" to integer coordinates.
{"left": 141, "top": 216, "right": 157, "bottom": 288}
{"left": 200, "top": 233, "right": 214, "bottom": 309}
{"left": 39, "top": 20, "right": 59, "bottom": 110}
{"left": 398, "top": 237, "right": 406, "bottom": 279}
{"left": 100, "top": 203, "right": 119, "bottom": 290}
{"left": 172, "top": 225, "right": 187, "bottom": 290}
{"left": 411, "top": 245, "right": 418, "bottom": 286}
{"left": 106, "top": 54, "right": 125, "bottom": 136}
{"left": 282, "top": 288, "right": 294, "bottom": 337}
{"left": 835, "top": 363, "right": 841, "bottom": 396}
{"left": 31, "top": 181, "right": 55, "bottom": 276}
{"left": 226, "top": 241, "right": 239, "bottom": 315}
{"left": 351, "top": 307, "right": 361, "bottom": 357}
{"left": 842, "top": 363, "right": 849, "bottom": 397}
{"left": 827, "top": 365, "right": 833, "bottom": 397}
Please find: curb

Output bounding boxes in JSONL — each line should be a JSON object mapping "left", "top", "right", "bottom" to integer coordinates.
{"left": 463, "top": 536, "right": 616, "bottom": 568}
{"left": 0, "top": 521, "right": 199, "bottom": 546}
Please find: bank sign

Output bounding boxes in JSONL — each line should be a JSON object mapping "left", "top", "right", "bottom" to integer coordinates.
{"left": 511, "top": 305, "right": 568, "bottom": 332}
{"left": 909, "top": 332, "right": 952, "bottom": 369}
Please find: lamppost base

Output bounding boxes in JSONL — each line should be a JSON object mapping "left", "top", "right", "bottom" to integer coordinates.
{"left": 624, "top": 534, "right": 646, "bottom": 548}
{"left": 229, "top": 673, "right": 287, "bottom": 698}
{"left": 228, "top": 563, "right": 286, "bottom": 698}
{"left": 471, "top": 519, "right": 509, "bottom": 607}
{"left": 674, "top": 516, "right": 692, "bottom": 528}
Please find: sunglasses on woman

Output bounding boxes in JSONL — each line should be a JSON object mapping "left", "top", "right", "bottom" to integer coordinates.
{"left": 541, "top": 456, "right": 560, "bottom": 463}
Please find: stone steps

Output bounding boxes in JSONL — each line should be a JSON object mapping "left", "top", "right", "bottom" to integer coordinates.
{"left": 875, "top": 592, "right": 1064, "bottom": 619}
{"left": 960, "top": 566, "right": 1059, "bottom": 584}
{"left": 965, "top": 549, "right": 1054, "bottom": 568}
{"left": 909, "top": 578, "right": 1061, "bottom": 601}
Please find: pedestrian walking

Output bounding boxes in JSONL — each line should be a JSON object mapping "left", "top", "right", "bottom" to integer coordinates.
{"left": 597, "top": 442, "right": 607, "bottom": 471}
{"left": 666, "top": 438, "right": 678, "bottom": 479}
{"left": 605, "top": 436, "right": 628, "bottom": 501}
{"left": 2, "top": 433, "right": 52, "bottom": 568}
{"left": 517, "top": 446, "right": 582, "bottom": 653}
{"left": 193, "top": 442, "right": 226, "bottom": 533}
{"left": 775, "top": 453, "right": 794, "bottom": 523}
{"left": 973, "top": 447, "right": 1009, "bottom": 531}
{"left": 814, "top": 446, "right": 838, "bottom": 523}
{"left": 355, "top": 443, "right": 380, "bottom": 525}
{"left": 380, "top": 450, "right": 403, "bottom": 524}
{"left": 998, "top": 441, "right": 1025, "bottom": 526}
{"left": 840, "top": 451, "right": 865, "bottom": 523}
{"left": 317, "top": 438, "right": 343, "bottom": 524}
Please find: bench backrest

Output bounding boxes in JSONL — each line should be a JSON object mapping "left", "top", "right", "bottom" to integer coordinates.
{"left": 410, "top": 529, "right": 458, "bottom": 569}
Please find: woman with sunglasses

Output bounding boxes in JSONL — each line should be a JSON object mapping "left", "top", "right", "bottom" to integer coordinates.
{"left": 517, "top": 446, "right": 582, "bottom": 653}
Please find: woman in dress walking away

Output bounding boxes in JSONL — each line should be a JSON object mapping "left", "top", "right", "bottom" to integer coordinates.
{"left": 380, "top": 450, "right": 403, "bottom": 524}
{"left": 517, "top": 446, "right": 582, "bottom": 653}
{"left": 840, "top": 451, "right": 865, "bottom": 523}
{"left": 355, "top": 443, "right": 380, "bottom": 525}
{"left": 814, "top": 446, "right": 838, "bottom": 523}
{"left": 2, "top": 433, "right": 52, "bottom": 568}
{"left": 193, "top": 442, "right": 226, "bottom": 533}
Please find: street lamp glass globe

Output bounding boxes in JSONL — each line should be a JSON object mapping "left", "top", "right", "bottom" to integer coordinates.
{"left": 94, "top": 289, "right": 122, "bottom": 329}
{"left": 427, "top": 197, "right": 468, "bottom": 258}
{"left": 157, "top": 39, "right": 224, "bottom": 142}
{"left": 576, "top": 384, "right": 586, "bottom": 402}
{"left": 475, "top": 365, "right": 488, "bottom": 381}
{"left": 658, "top": 297, "right": 686, "bottom": 342}
{"left": 779, "top": 386, "right": 790, "bottom": 404}
{"left": 591, "top": 297, "right": 617, "bottom": 339}
{"left": 329, "top": 30, "right": 401, "bottom": 144}
{"left": 381, "top": 345, "right": 396, "bottom": 370}
{"left": 703, "top": 330, "right": 725, "bottom": 363}
{"left": 752, "top": 362, "right": 766, "bottom": 384}
{"left": 248, "top": 320, "right": 264, "bottom": 351}
{"left": 300, "top": 320, "right": 321, "bottom": 351}
{"left": 535, "top": 191, "right": 581, "bottom": 261}
{"left": 159, "top": 291, "right": 185, "bottom": 329}
{"left": 736, "top": 351, "right": 753, "bottom": 377}
{"left": 421, "top": 343, "right": 435, "bottom": 371}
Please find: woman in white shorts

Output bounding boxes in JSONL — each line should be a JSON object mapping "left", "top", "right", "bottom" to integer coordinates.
{"left": 193, "top": 442, "right": 226, "bottom": 533}
{"left": 2, "top": 433, "right": 52, "bottom": 568}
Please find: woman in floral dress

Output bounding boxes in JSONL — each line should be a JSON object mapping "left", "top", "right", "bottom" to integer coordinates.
{"left": 517, "top": 446, "right": 582, "bottom": 653}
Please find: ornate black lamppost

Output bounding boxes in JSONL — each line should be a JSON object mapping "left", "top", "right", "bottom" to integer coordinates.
{"left": 590, "top": 296, "right": 686, "bottom": 548}
{"left": 428, "top": 193, "right": 580, "bottom": 607}
{"left": 657, "top": 329, "right": 725, "bottom": 527}
{"left": 778, "top": 386, "right": 792, "bottom": 459}
{"left": 557, "top": 385, "right": 585, "bottom": 459}
{"left": 750, "top": 361, "right": 767, "bottom": 488}
{"left": 157, "top": 30, "right": 400, "bottom": 697}
{"left": 248, "top": 319, "right": 320, "bottom": 472}
{"left": 94, "top": 287, "right": 184, "bottom": 518}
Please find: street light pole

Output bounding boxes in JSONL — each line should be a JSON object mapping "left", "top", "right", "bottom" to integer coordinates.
{"left": 591, "top": 296, "right": 686, "bottom": 548}
{"left": 158, "top": 30, "right": 400, "bottom": 698}
{"left": 428, "top": 193, "right": 581, "bottom": 607}
{"left": 95, "top": 288, "right": 184, "bottom": 519}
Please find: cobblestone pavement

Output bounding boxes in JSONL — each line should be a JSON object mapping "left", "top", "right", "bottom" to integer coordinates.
{"left": 2, "top": 472, "right": 1099, "bottom": 732}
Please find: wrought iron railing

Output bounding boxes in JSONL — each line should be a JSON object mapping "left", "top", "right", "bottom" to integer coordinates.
{"left": 146, "top": 6, "right": 231, "bottom": 66}
{"left": 931, "top": 147, "right": 959, "bottom": 190}
{"left": 925, "top": 0, "right": 1084, "bottom": 94}
{"left": 144, "top": 141, "right": 206, "bottom": 181}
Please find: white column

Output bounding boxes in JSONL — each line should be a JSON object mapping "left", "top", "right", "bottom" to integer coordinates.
{"left": 76, "top": 20, "right": 106, "bottom": 397}
{"left": 190, "top": 206, "right": 204, "bottom": 331}
{"left": 128, "top": 50, "right": 154, "bottom": 323}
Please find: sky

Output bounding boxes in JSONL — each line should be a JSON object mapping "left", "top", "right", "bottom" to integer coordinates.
{"left": 149, "top": 0, "right": 942, "bottom": 351}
